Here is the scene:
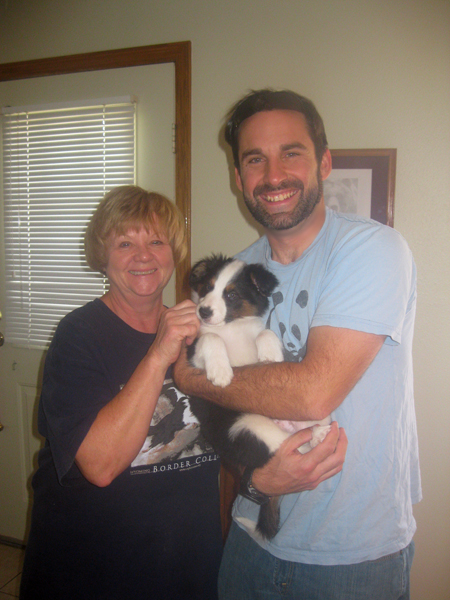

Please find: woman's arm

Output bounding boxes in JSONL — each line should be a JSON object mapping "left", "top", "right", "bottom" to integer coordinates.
{"left": 75, "top": 300, "right": 199, "bottom": 487}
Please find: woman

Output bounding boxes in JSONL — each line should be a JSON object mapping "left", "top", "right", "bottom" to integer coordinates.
{"left": 20, "top": 186, "right": 223, "bottom": 600}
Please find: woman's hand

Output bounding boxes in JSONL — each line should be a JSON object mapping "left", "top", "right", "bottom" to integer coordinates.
{"left": 149, "top": 300, "right": 200, "bottom": 368}
{"left": 251, "top": 422, "right": 347, "bottom": 496}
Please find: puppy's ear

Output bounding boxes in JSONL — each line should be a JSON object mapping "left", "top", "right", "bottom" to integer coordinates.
{"left": 189, "top": 259, "right": 208, "bottom": 290}
{"left": 189, "top": 254, "right": 232, "bottom": 290}
{"left": 246, "top": 264, "right": 279, "bottom": 297}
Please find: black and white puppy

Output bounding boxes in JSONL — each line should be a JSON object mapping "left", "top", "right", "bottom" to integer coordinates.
{"left": 187, "top": 255, "right": 331, "bottom": 539}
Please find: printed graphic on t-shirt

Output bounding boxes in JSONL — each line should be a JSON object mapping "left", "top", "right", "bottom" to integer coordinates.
{"left": 267, "top": 289, "right": 308, "bottom": 362}
{"left": 131, "top": 378, "right": 214, "bottom": 467}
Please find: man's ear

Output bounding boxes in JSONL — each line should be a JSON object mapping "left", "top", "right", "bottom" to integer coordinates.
{"left": 235, "top": 166, "right": 243, "bottom": 192}
{"left": 320, "top": 148, "right": 332, "bottom": 181}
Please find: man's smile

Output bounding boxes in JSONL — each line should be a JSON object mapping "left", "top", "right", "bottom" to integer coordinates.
{"left": 260, "top": 189, "right": 299, "bottom": 203}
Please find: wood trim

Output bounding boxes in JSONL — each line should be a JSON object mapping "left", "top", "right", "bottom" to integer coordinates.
{"left": 220, "top": 464, "right": 241, "bottom": 541}
{"left": 0, "top": 42, "right": 192, "bottom": 301}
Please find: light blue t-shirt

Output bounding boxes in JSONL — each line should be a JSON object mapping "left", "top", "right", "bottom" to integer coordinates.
{"left": 234, "top": 208, "right": 422, "bottom": 565}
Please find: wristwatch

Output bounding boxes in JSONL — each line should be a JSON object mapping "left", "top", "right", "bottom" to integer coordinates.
{"left": 239, "top": 467, "right": 271, "bottom": 505}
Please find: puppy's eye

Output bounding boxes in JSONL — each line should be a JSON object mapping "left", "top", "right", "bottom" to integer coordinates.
{"left": 205, "top": 283, "right": 212, "bottom": 292}
{"left": 226, "top": 291, "right": 238, "bottom": 301}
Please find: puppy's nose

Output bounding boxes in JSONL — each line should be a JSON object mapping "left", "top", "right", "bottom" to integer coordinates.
{"left": 198, "top": 306, "right": 213, "bottom": 321}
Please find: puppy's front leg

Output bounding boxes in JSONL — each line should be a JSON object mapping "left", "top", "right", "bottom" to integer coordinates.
{"left": 256, "top": 329, "right": 284, "bottom": 363}
{"left": 196, "top": 333, "right": 234, "bottom": 387}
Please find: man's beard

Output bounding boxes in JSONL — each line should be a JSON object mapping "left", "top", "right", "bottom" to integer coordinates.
{"left": 243, "top": 170, "right": 323, "bottom": 231}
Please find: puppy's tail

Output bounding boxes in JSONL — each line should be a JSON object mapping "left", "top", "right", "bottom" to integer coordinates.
{"left": 256, "top": 497, "right": 280, "bottom": 540}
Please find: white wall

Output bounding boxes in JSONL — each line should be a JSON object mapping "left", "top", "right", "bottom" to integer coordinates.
{"left": 1, "top": 1, "right": 449, "bottom": 597}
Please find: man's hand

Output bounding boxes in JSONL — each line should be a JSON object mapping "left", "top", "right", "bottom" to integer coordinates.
{"left": 251, "top": 422, "right": 347, "bottom": 496}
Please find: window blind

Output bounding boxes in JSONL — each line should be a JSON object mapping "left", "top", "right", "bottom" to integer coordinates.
{"left": 2, "top": 98, "right": 136, "bottom": 348}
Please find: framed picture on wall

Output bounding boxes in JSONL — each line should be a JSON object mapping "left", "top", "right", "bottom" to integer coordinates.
{"left": 325, "top": 149, "right": 396, "bottom": 227}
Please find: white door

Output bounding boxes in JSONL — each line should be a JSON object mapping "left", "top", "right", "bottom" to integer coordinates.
{"left": 0, "top": 63, "right": 175, "bottom": 542}
{"left": 0, "top": 339, "right": 44, "bottom": 541}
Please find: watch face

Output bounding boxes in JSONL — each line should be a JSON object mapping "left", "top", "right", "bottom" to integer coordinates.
{"left": 247, "top": 483, "right": 270, "bottom": 504}
{"left": 249, "top": 484, "right": 259, "bottom": 496}
{"left": 239, "top": 468, "right": 270, "bottom": 504}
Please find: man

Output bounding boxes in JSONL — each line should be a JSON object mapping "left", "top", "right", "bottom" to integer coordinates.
{"left": 174, "top": 89, "right": 421, "bottom": 600}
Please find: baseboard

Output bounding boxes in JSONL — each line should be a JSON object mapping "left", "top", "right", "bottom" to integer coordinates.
{"left": 0, "top": 535, "right": 26, "bottom": 549}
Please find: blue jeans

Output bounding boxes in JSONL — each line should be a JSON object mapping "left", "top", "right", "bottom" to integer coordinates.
{"left": 218, "top": 522, "right": 415, "bottom": 600}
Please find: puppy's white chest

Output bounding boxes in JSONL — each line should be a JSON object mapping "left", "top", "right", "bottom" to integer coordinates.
{"left": 224, "top": 333, "right": 259, "bottom": 367}
{"left": 196, "top": 317, "right": 283, "bottom": 387}
{"left": 201, "top": 318, "right": 262, "bottom": 366}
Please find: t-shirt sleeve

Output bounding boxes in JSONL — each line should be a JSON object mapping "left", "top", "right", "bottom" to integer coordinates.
{"left": 39, "top": 314, "right": 115, "bottom": 483}
{"left": 311, "top": 226, "right": 416, "bottom": 344}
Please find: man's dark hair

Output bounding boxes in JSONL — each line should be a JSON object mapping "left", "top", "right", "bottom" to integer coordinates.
{"left": 225, "top": 89, "right": 328, "bottom": 170}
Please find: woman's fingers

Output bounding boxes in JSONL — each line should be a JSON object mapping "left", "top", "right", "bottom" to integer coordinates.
{"left": 150, "top": 300, "right": 200, "bottom": 365}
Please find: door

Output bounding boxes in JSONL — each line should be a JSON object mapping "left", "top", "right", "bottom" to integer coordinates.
{"left": 0, "top": 340, "right": 44, "bottom": 541}
{"left": 0, "top": 62, "right": 176, "bottom": 542}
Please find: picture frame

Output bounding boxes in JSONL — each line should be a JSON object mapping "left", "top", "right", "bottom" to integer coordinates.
{"left": 325, "top": 149, "right": 396, "bottom": 227}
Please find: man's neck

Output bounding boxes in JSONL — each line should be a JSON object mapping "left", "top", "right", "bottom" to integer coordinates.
{"left": 266, "top": 201, "right": 326, "bottom": 265}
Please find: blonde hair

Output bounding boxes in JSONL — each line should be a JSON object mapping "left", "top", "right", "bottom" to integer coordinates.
{"left": 85, "top": 185, "right": 187, "bottom": 273}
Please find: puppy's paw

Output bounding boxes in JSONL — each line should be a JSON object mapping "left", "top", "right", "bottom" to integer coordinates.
{"left": 206, "top": 362, "right": 234, "bottom": 387}
{"left": 297, "top": 424, "right": 332, "bottom": 454}
{"left": 256, "top": 330, "right": 284, "bottom": 363}
{"left": 309, "top": 424, "right": 332, "bottom": 448}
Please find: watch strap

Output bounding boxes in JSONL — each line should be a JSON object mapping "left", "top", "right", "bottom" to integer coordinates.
{"left": 239, "top": 467, "right": 271, "bottom": 505}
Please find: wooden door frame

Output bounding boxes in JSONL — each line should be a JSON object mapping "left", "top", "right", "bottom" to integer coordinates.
{"left": 0, "top": 41, "right": 191, "bottom": 301}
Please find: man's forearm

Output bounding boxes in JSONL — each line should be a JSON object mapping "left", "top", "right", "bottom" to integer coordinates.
{"left": 174, "top": 350, "right": 325, "bottom": 421}
{"left": 175, "top": 326, "right": 385, "bottom": 420}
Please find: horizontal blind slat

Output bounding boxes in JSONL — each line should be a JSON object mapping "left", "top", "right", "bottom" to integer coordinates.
{"left": 3, "top": 99, "right": 136, "bottom": 348}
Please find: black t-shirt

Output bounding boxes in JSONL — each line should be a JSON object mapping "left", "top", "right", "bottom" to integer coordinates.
{"left": 20, "top": 299, "right": 222, "bottom": 600}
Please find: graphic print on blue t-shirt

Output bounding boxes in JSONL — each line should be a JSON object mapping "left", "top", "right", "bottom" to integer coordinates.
{"left": 131, "top": 377, "right": 214, "bottom": 467}
{"left": 266, "top": 289, "right": 308, "bottom": 362}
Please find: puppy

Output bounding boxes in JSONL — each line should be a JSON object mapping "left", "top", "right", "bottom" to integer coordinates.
{"left": 187, "top": 255, "right": 331, "bottom": 539}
